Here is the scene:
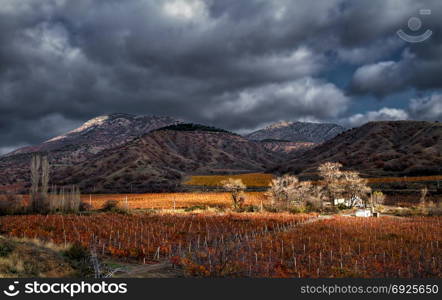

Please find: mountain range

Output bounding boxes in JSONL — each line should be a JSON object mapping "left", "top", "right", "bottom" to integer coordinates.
{"left": 245, "top": 121, "right": 345, "bottom": 143}
{"left": 54, "top": 125, "right": 286, "bottom": 192}
{"left": 272, "top": 121, "right": 442, "bottom": 178}
{"left": 1, "top": 115, "right": 313, "bottom": 192}
{"left": 1, "top": 114, "right": 440, "bottom": 193}
{"left": 5, "top": 113, "right": 182, "bottom": 163}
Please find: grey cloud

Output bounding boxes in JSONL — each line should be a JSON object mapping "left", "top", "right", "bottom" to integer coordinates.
{"left": 409, "top": 94, "right": 442, "bottom": 121}
{"left": 348, "top": 0, "right": 442, "bottom": 96}
{"left": 350, "top": 59, "right": 410, "bottom": 97}
{"left": 343, "top": 108, "right": 409, "bottom": 127}
{"left": 206, "top": 77, "right": 349, "bottom": 130}
{"left": 342, "top": 93, "right": 442, "bottom": 127}
{"left": 1, "top": 0, "right": 442, "bottom": 151}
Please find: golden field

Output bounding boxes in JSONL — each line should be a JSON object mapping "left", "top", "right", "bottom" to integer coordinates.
{"left": 81, "top": 192, "right": 268, "bottom": 210}
{"left": 366, "top": 175, "right": 442, "bottom": 184}
{"left": 8, "top": 174, "right": 442, "bottom": 211}
{"left": 185, "top": 173, "right": 442, "bottom": 187}
{"left": 183, "top": 173, "right": 274, "bottom": 187}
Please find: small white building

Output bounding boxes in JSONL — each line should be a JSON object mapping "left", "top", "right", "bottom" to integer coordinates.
{"left": 355, "top": 209, "right": 372, "bottom": 217}
{"left": 333, "top": 196, "right": 364, "bottom": 207}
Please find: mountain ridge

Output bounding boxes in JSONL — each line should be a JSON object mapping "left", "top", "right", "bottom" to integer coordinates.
{"left": 245, "top": 121, "right": 345, "bottom": 143}
{"left": 272, "top": 120, "right": 442, "bottom": 178}
{"left": 5, "top": 113, "right": 183, "bottom": 161}
{"left": 53, "top": 129, "right": 286, "bottom": 192}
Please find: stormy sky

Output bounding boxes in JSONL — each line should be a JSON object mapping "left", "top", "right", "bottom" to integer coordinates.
{"left": 1, "top": 0, "right": 442, "bottom": 153}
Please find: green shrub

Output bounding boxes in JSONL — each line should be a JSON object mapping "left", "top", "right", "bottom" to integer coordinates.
{"left": 337, "top": 203, "right": 348, "bottom": 210}
{"left": 236, "top": 205, "right": 260, "bottom": 213}
{"left": 99, "top": 200, "right": 129, "bottom": 214}
{"left": 0, "top": 194, "right": 26, "bottom": 216}
{"left": 0, "top": 243, "right": 14, "bottom": 257}
{"left": 100, "top": 200, "right": 119, "bottom": 211}
{"left": 288, "top": 205, "right": 308, "bottom": 214}
{"left": 184, "top": 205, "right": 206, "bottom": 212}
{"left": 263, "top": 205, "right": 281, "bottom": 213}
{"left": 323, "top": 206, "right": 339, "bottom": 214}
{"left": 63, "top": 243, "right": 89, "bottom": 261}
{"left": 428, "top": 206, "right": 442, "bottom": 216}
{"left": 79, "top": 202, "right": 92, "bottom": 211}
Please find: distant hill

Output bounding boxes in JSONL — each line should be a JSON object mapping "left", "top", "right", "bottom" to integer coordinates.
{"left": 245, "top": 121, "right": 345, "bottom": 143}
{"left": 259, "top": 140, "right": 317, "bottom": 155}
{"left": 53, "top": 129, "right": 285, "bottom": 192}
{"left": 5, "top": 113, "right": 182, "bottom": 160}
{"left": 272, "top": 121, "right": 442, "bottom": 178}
{"left": 154, "top": 123, "right": 236, "bottom": 134}
{"left": 0, "top": 113, "right": 182, "bottom": 189}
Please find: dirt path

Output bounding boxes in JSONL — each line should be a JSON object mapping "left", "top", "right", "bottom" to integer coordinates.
{"left": 109, "top": 215, "right": 333, "bottom": 278}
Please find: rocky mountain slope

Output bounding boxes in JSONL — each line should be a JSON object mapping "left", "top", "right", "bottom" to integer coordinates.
{"left": 245, "top": 121, "right": 345, "bottom": 143}
{"left": 0, "top": 114, "right": 182, "bottom": 190}
{"left": 53, "top": 125, "right": 286, "bottom": 192}
{"left": 259, "top": 140, "right": 317, "bottom": 155}
{"left": 272, "top": 121, "right": 442, "bottom": 178}
{"left": 5, "top": 113, "right": 182, "bottom": 162}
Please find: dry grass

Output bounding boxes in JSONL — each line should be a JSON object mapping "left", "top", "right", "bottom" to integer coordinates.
{"left": 184, "top": 173, "right": 274, "bottom": 187}
{"left": 0, "top": 236, "right": 76, "bottom": 278}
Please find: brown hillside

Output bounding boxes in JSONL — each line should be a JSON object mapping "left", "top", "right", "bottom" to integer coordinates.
{"left": 54, "top": 129, "right": 285, "bottom": 192}
{"left": 272, "top": 121, "right": 442, "bottom": 178}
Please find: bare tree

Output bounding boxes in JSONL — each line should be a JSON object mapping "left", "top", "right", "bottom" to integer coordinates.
{"left": 48, "top": 185, "right": 81, "bottom": 212}
{"left": 29, "top": 154, "right": 81, "bottom": 213}
{"left": 41, "top": 156, "right": 50, "bottom": 207}
{"left": 340, "top": 171, "right": 371, "bottom": 208}
{"left": 49, "top": 185, "right": 58, "bottom": 211}
{"left": 304, "top": 183, "right": 325, "bottom": 210}
{"left": 29, "top": 155, "right": 52, "bottom": 212}
{"left": 69, "top": 185, "right": 81, "bottom": 211}
{"left": 266, "top": 175, "right": 324, "bottom": 210}
{"left": 371, "top": 191, "right": 386, "bottom": 207}
{"left": 419, "top": 187, "right": 428, "bottom": 206}
{"left": 221, "top": 178, "right": 246, "bottom": 209}
{"left": 318, "top": 162, "right": 343, "bottom": 205}
{"left": 318, "top": 162, "right": 371, "bottom": 208}
{"left": 266, "top": 174, "right": 299, "bottom": 208}
{"left": 30, "top": 154, "right": 41, "bottom": 212}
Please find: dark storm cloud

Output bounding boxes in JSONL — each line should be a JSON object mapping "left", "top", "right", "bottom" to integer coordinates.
{"left": 0, "top": 0, "right": 441, "bottom": 152}
{"left": 348, "top": 0, "right": 442, "bottom": 96}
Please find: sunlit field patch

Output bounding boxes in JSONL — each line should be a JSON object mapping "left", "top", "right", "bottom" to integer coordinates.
{"left": 80, "top": 192, "right": 268, "bottom": 210}
{"left": 184, "top": 173, "right": 274, "bottom": 187}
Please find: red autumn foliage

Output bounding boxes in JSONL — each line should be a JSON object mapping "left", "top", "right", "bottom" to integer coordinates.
{"left": 0, "top": 213, "right": 440, "bottom": 278}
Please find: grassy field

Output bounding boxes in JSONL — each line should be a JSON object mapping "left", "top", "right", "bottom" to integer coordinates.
{"left": 0, "top": 236, "right": 81, "bottom": 277}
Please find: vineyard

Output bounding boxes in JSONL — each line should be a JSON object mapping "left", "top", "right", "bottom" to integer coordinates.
{"left": 0, "top": 213, "right": 440, "bottom": 278}
{"left": 366, "top": 175, "right": 442, "bottom": 184}
{"left": 183, "top": 173, "right": 274, "bottom": 187}
{"left": 80, "top": 192, "right": 268, "bottom": 210}
{"left": 184, "top": 173, "right": 442, "bottom": 189}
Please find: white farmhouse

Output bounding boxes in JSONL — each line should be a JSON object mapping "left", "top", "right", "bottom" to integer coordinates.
{"left": 355, "top": 209, "right": 372, "bottom": 217}
{"left": 333, "top": 196, "right": 364, "bottom": 207}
